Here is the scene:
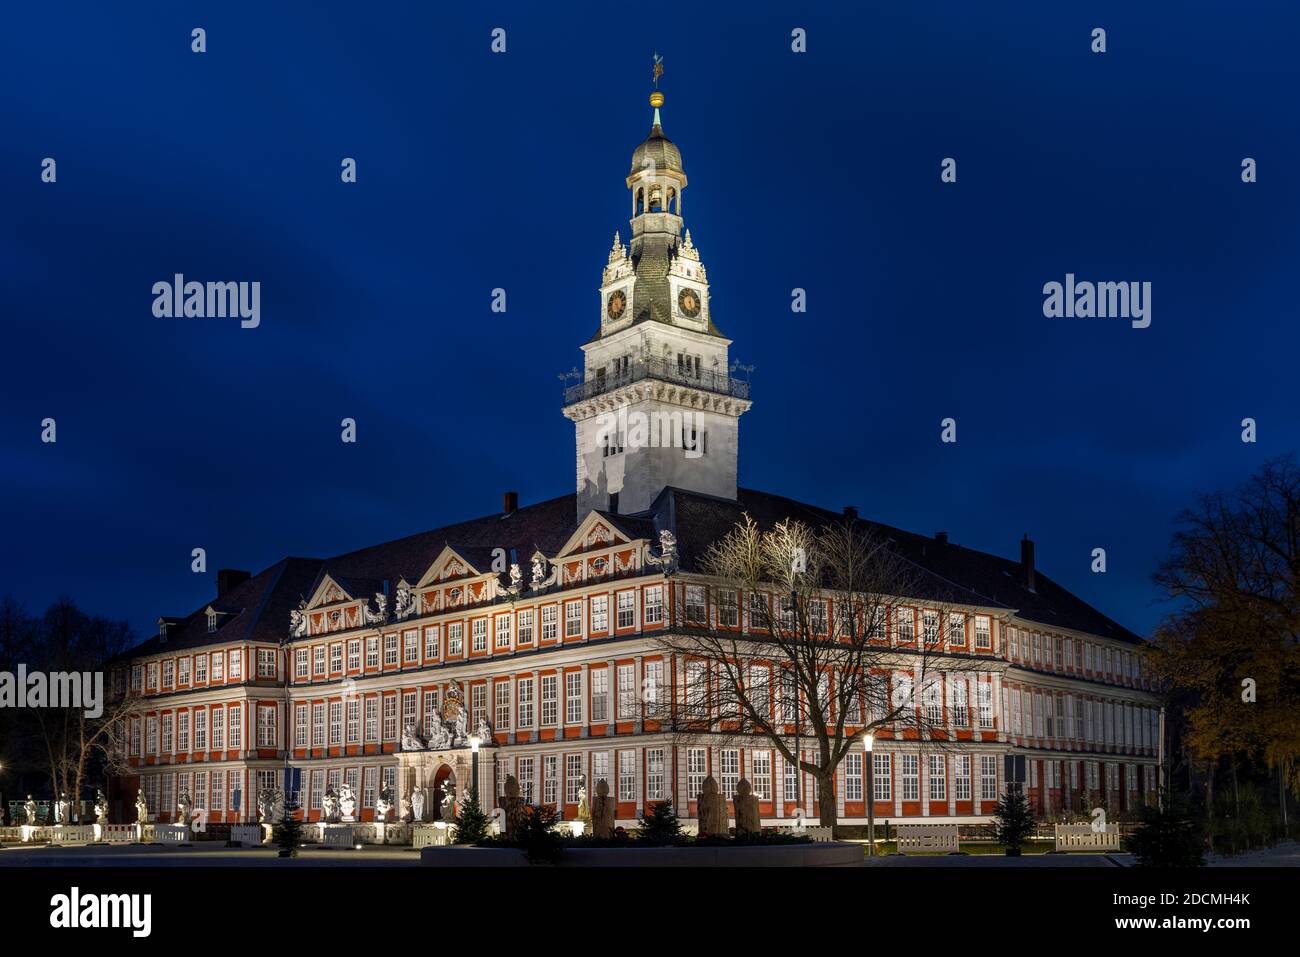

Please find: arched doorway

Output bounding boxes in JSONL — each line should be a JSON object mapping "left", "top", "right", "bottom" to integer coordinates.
{"left": 432, "top": 765, "right": 457, "bottom": 821}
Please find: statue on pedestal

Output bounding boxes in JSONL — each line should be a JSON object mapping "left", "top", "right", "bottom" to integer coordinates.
{"left": 439, "top": 781, "right": 456, "bottom": 820}
{"left": 591, "top": 779, "right": 616, "bottom": 839}
{"left": 375, "top": 788, "right": 392, "bottom": 823}
{"left": 733, "top": 778, "right": 761, "bottom": 837}
{"left": 94, "top": 790, "right": 109, "bottom": 825}
{"left": 425, "top": 709, "right": 450, "bottom": 751}
{"left": 339, "top": 783, "right": 357, "bottom": 822}
{"left": 502, "top": 775, "right": 524, "bottom": 839}
{"left": 24, "top": 795, "right": 39, "bottom": 826}
{"left": 576, "top": 778, "right": 591, "bottom": 829}
{"left": 177, "top": 791, "right": 194, "bottom": 828}
{"left": 135, "top": 789, "right": 148, "bottom": 825}
{"left": 475, "top": 718, "right": 493, "bottom": 744}
{"left": 697, "top": 775, "right": 728, "bottom": 837}
{"left": 54, "top": 792, "right": 70, "bottom": 825}
{"left": 401, "top": 720, "right": 425, "bottom": 751}
{"left": 322, "top": 788, "right": 341, "bottom": 824}
{"left": 410, "top": 783, "right": 426, "bottom": 823}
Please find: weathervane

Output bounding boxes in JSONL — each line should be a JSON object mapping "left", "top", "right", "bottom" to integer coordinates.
{"left": 652, "top": 52, "right": 663, "bottom": 88}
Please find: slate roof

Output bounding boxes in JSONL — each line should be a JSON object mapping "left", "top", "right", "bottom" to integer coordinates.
{"left": 123, "top": 484, "right": 1141, "bottom": 659}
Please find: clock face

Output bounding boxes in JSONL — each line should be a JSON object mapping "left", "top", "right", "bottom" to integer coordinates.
{"left": 606, "top": 289, "right": 627, "bottom": 320}
{"left": 678, "top": 287, "right": 701, "bottom": 318}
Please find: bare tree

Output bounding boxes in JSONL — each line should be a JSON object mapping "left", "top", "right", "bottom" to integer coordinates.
{"left": 652, "top": 514, "right": 983, "bottom": 832}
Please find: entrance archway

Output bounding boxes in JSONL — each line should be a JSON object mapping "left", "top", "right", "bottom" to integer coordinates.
{"left": 432, "top": 764, "right": 457, "bottom": 821}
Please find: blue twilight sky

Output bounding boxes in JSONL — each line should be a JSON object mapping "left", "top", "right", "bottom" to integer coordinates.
{"left": 2, "top": 1, "right": 1297, "bottom": 643}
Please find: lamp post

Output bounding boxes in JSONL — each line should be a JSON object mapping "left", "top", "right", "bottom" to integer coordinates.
{"left": 862, "top": 733, "right": 875, "bottom": 855}
{"left": 1157, "top": 707, "right": 1166, "bottom": 811}
{"left": 469, "top": 735, "right": 481, "bottom": 802}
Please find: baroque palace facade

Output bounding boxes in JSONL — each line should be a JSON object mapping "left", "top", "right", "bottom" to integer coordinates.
{"left": 109, "top": 91, "right": 1160, "bottom": 830}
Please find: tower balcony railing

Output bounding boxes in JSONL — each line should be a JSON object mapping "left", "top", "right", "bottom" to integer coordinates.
{"left": 563, "top": 356, "right": 751, "bottom": 404}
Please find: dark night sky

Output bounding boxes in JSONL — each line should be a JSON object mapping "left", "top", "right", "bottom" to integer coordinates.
{"left": 2, "top": 1, "right": 1297, "bottom": 644}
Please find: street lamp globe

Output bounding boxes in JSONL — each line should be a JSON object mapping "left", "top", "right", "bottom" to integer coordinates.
{"left": 469, "top": 735, "right": 481, "bottom": 754}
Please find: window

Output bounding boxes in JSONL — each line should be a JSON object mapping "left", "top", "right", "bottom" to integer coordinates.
{"left": 873, "top": 753, "right": 891, "bottom": 801}
{"left": 160, "top": 713, "right": 173, "bottom": 753}
{"left": 748, "top": 665, "right": 771, "bottom": 721}
{"left": 312, "top": 647, "right": 324, "bottom": 676}
{"left": 685, "top": 586, "right": 706, "bottom": 625}
{"left": 617, "top": 664, "right": 636, "bottom": 720}
{"left": 922, "top": 610, "right": 939, "bottom": 645}
{"left": 974, "top": 616, "right": 991, "bottom": 650}
{"left": 147, "top": 662, "right": 159, "bottom": 691}
{"left": 294, "top": 704, "right": 307, "bottom": 747}
{"left": 257, "top": 706, "right": 276, "bottom": 748}
{"left": 751, "top": 750, "right": 772, "bottom": 800}
{"left": 384, "top": 632, "right": 399, "bottom": 665}
{"left": 210, "top": 769, "right": 223, "bottom": 812}
{"left": 212, "top": 706, "right": 224, "bottom": 750}
{"left": 845, "top": 752, "right": 863, "bottom": 801}
{"left": 565, "top": 754, "right": 583, "bottom": 804}
{"left": 541, "top": 675, "right": 558, "bottom": 726}
{"left": 564, "top": 601, "right": 583, "bottom": 639}
{"left": 495, "top": 615, "right": 512, "bottom": 649}
{"left": 590, "top": 668, "right": 609, "bottom": 722}
{"left": 472, "top": 618, "right": 487, "bottom": 652}
{"left": 295, "top": 649, "right": 308, "bottom": 679}
{"left": 901, "top": 754, "right": 920, "bottom": 801}
{"left": 366, "top": 697, "right": 379, "bottom": 743}
{"left": 980, "top": 755, "right": 998, "bottom": 800}
{"left": 448, "top": 622, "right": 463, "bottom": 656}
{"left": 346, "top": 698, "right": 360, "bottom": 743}
{"left": 312, "top": 703, "right": 325, "bottom": 747}
{"left": 565, "top": 671, "right": 582, "bottom": 724}
{"left": 163, "top": 660, "right": 174, "bottom": 688}
{"left": 955, "top": 755, "right": 971, "bottom": 800}
{"left": 257, "top": 649, "right": 276, "bottom": 678}
{"left": 178, "top": 657, "right": 191, "bottom": 685}
{"left": 720, "top": 748, "right": 740, "bottom": 798}
{"left": 951, "top": 679, "right": 968, "bottom": 726}
{"left": 618, "top": 750, "right": 637, "bottom": 801}
{"left": 195, "top": 709, "right": 207, "bottom": 750}
{"left": 228, "top": 704, "right": 241, "bottom": 748}
{"left": 647, "top": 748, "right": 666, "bottom": 801}
{"left": 785, "top": 754, "right": 799, "bottom": 802}
{"left": 330, "top": 643, "right": 342, "bottom": 672}
{"left": 147, "top": 716, "right": 159, "bottom": 754}
{"left": 383, "top": 696, "right": 397, "bottom": 740}
{"left": 347, "top": 639, "right": 361, "bottom": 671}
{"left": 929, "top": 754, "right": 947, "bottom": 800}
{"left": 517, "top": 677, "right": 535, "bottom": 728}
{"left": 645, "top": 586, "right": 664, "bottom": 625}
{"left": 686, "top": 660, "right": 707, "bottom": 718}
{"left": 518, "top": 757, "right": 536, "bottom": 804}
{"left": 978, "top": 682, "right": 994, "bottom": 729}
{"left": 590, "top": 595, "right": 608, "bottom": 633}
{"left": 616, "top": 591, "right": 635, "bottom": 629}
{"left": 543, "top": 756, "right": 558, "bottom": 806}
{"left": 644, "top": 660, "right": 663, "bottom": 711}
{"left": 896, "top": 608, "right": 915, "bottom": 644}
{"left": 541, "top": 606, "right": 558, "bottom": 641}
{"left": 424, "top": 626, "right": 439, "bottom": 659}
{"left": 329, "top": 701, "right": 342, "bottom": 746}
{"left": 923, "top": 681, "right": 943, "bottom": 725}
{"left": 948, "top": 613, "right": 966, "bottom": 647}
{"left": 177, "top": 712, "right": 190, "bottom": 752}
{"left": 363, "top": 767, "right": 378, "bottom": 809}
{"left": 715, "top": 589, "right": 740, "bottom": 628}
{"left": 404, "top": 629, "right": 418, "bottom": 662}
{"left": 1032, "top": 634, "right": 1041, "bottom": 665}
{"left": 688, "top": 747, "right": 707, "bottom": 799}
{"left": 495, "top": 680, "right": 511, "bottom": 730}
{"left": 516, "top": 610, "right": 534, "bottom": 645}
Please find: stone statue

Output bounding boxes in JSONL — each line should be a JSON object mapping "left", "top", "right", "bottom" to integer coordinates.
{"left": 475, "top": 718, "right": 493, "bottom": 745}
{"left": 508, "top": 562, "right": 523, "bottom": 593}
{"left": 446, "top": 703, "right": 467, "bottom": 748}
{"left": 733, "top": 778, "right": 761, "bottom": 836}
{"left": 339, "top": 783, "right": 357, "bottom": 822}
{"left": 425, "top": 708, "right": 449, "bottom": 751}
{"left": 697, "top": 775, "right": 728, "bottom": 837}
{"left": 530, "top": 556, "right": 545, "bottom": 588}
{"left": 375, "top": 788, "right": 392, "bottom": 823}
{"left": 394, "top": 581, "right": 417, "bottom": 619}
{"left": 591, "top": 779, "right": 616, "bottom": 839}
{"left": 290, "top": 600, "right": 308, "bottom": 637}
{"left": 135, "top": 789, "right": 148, "bottom": 825}
{"left": 177, "top": 791, "right": 194, "bottom": 827}
{"left": 502, "top": 775, "right": 524, "bottom": 839}
{"left": 322, "top": 788, "right": 341, "bottom": 824}
{"left": 646, "top": 530, "right": 678, "bottom": 572}
{"left": 364, "top": 591, "right": 388, "bottom": 625}
{"left": 576, "top": 778, "right": 591, "bottom": 827}
{"left": 439, "top": 782, "right": 456, "bottom": 819}
{"left": 94, "top": 790, "right": 109, "bottom": 824}
{"left": 410, "top": 784, "right": 426, "bottom": 823}
{"left": 55, "top": 792, "right": 70, "bottom": 825}
{"left": 24, "top": 795, "right": 39, "bottom": 826}
{"left": 401, "top": 719, "right": 425, "bottom": 751}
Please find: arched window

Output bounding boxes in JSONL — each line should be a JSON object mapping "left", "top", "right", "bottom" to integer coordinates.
{"left": 668, "top": 188, "right": 677, "bottom": 214}
{"left": 635, "top": 188, "right": 645, "bottom": 215}
{"left": 649, "top": 185, "right": 663, "bottom": 212}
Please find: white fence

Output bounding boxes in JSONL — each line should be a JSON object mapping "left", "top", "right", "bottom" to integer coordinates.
{"left": 1054, "top": 824, "right": 1121, "bottom": 852}
{"left": 230, "top": 825, "right": 265, "bottom": 845}
{"left": 412, "top": 824, "right": 451, "bottom": 849}
{"left": 774, "top": 825, "right": 834, "bottom": 843}
{"left": 321, "top": 825, "right": 356, "bottom": 848}
{"left": 895, "top": 824, "right": 961, "bottom": 854}
{"left": 152, "top": 824, "right": 190, "bottom": 844}
{"left": 49, "top": 825, "right": 97, "bottom": 844}
{"left": 102, "top": 824, "right": 139, "bottom": 844}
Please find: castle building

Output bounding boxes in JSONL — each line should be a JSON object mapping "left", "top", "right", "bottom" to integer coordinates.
{"left": 109, "top": 90, "right": 1159, "bottom": 831}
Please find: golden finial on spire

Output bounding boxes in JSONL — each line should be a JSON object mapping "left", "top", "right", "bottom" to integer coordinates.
{"left": 650, "top": 53, "right": 665, "bottom": 123}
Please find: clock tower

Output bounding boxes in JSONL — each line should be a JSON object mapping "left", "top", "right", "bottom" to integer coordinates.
{"left": 562, "top": 88, "right": 752, "bottom": 518}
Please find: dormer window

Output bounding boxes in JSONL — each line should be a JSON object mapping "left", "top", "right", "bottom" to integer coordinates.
{"left": 159, "top": 622, "right": 169, "bottom": 641}
{"left": 207, "top": 609, "right": 218, "bottom": 633}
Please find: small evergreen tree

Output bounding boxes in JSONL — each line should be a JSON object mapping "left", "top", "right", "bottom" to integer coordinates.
{"left": 273, "top": 800, "right": 305, "bottom": 858}
{"left": 1129, "top": 791, "right": 1205, "bottom": 867}
{"left": 637, "top": 799, "right": 683, "bottom": 846}
{"left": 513, "top": 803, "right": 565, "bottom": 864}
{"left": 993, "top": 783, "right": 1035, "bottom": 856}
{"left": 452, "top": 790, "right": 491, "bottom": 845}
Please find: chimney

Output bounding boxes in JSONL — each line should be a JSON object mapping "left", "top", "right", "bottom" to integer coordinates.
{"left": 503, "top": 491, "right": 518, "bottom": 515}
{"left": 842, "top": 505, "right": 858, "bottom": 521}
{"left": 216, "top": 569, "right": 251, "bottom": 597}
{"left": 1020, "top": 535, "right": 1036, "bottom": 591}
{"left": 935, "top": 531, "right": 948, "bottom": 545}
